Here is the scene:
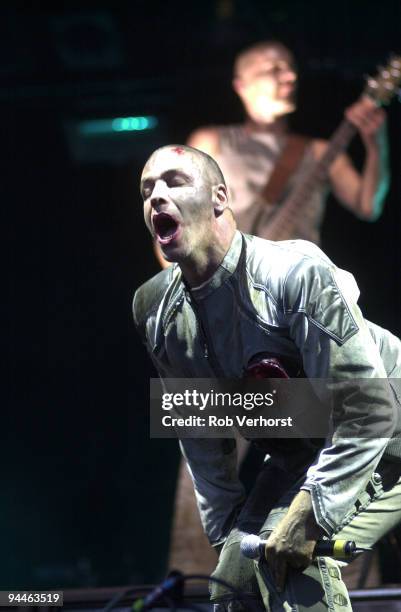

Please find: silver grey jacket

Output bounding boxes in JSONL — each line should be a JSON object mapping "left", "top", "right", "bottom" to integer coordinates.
{"left": 133, "top": 231, "right": 401, "bottom": 544}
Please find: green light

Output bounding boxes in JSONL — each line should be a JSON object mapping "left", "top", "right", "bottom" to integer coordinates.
{"left": 79, "top": 115, "right": 158, "bottom": 136}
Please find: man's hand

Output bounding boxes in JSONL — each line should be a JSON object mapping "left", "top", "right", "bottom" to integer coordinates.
{"left": 345, "top": 96, "right": 386, "bottom": 150}
{"left": 264, "top": 490, "right": 322, "bottom": 591}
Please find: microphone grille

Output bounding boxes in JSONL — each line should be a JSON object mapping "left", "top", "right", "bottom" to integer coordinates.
{"left": 240, "top": 534, "right": 260, "bottom": 559}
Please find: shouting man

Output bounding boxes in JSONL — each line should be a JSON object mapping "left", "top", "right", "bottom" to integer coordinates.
{"left": 134, "top": 145, "right": 401, "bottom": 611}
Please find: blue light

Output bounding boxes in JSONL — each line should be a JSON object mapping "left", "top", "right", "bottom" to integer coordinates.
{"left": 79, "top": 115, "right": 159, "bottom": 136}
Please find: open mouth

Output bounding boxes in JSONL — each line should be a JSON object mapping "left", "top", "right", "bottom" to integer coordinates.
{"left": 279, "top": 84, "right": 296, "bottom": 97}
{"left": 152, "top": 212, "right": 180, "bottom": 245}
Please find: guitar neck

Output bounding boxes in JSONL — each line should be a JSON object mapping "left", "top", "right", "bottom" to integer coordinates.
{"left": 316, "top": 118, "right": 357, "bottom": 175}
{"left": 263, "top": 118, "right": 357, "bottom": 241}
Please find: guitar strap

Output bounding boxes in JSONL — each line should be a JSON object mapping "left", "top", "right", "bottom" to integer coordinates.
{"left": 260, "top": 134, "right": 311, "bottom": 206}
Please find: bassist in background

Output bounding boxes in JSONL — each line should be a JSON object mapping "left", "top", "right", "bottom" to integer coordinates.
{"left": 187, "top": 40, "right": 389, "bottom": 244}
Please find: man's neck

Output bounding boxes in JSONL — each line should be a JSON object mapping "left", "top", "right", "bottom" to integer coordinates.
{"left": 244, "top": 116, "right": 289, "bottom": 136}
{"left": 180, "top": 222, "right": 236, "bottom": 288}
{"left": 181, "top": 253, "right": 223, "bottom": 288}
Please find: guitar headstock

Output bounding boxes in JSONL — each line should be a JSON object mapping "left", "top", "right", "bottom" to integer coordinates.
{"left": 364, "top": 55, "right": 401, "bottom": 105}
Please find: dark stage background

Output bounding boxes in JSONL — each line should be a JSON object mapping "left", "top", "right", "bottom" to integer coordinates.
{"left": 3, "top": 0, "right": 401, "bottom": 590}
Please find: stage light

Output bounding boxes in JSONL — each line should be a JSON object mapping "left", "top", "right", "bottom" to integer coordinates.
{"left": 78, "top": 116, "right": 158, "bottom": 136}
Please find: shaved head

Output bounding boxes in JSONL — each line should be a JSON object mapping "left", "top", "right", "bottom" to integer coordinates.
{"left": 143, "top": 144, "right": 226, "bottom": 190}
{"left": 232, "top": 41, "right": 297, "bottom": 122}
{"left": 234, "top": 40, "right": 294, "bottom": 78}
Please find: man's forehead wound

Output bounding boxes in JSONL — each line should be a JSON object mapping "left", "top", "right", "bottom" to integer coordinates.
{"left": 171, "top": 146, "right": 186, "bottom": 155}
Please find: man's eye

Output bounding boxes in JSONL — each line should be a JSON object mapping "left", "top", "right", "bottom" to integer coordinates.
{"left": 170, "top": 178, "right": 186, "bottom": 187}
{"left": 254, "top": 68, "right": 274, "bottom": 78}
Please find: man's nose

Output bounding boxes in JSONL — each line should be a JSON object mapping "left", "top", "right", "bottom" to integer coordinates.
{"left": 150, "top": 180, "right": 169, "bottom": 208}
{"left": 282, "top": 67, "right": 297, "bottom": 82}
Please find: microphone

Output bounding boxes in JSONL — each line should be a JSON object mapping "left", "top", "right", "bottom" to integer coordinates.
{"left": 240, "top": 534, "right": 369, "bottom": 561}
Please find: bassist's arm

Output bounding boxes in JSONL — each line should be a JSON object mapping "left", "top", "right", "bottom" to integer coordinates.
{"left": 315, "top": 97, "right": 389, "bottom": 221}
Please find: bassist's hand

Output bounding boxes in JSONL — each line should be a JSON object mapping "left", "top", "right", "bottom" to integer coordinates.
{"left": 345, "top": 96, "right": 386, "bottom": 151}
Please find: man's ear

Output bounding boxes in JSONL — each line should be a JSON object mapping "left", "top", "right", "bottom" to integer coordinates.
{"left": 232, "top": 77, "right": 243, "bottom": 97}
{"left": 212, "top": 184, "right": 228, "bottom": 216}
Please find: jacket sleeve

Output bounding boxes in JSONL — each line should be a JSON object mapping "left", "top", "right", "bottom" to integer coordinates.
{"left": 179, "top": 437, "right": 246, "bottom": 546}
{"left": 283, "top": 259, "right": 396, "bottom": 535}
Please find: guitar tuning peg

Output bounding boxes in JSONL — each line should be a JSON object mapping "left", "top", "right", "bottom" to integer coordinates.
{"left": 366, "top": 76, "right": 378, "bottom": 89}
{"left": 365, "top": 56, "right": 401, "bottom": 104}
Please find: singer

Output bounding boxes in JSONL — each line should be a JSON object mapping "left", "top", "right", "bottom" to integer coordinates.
{"left": 133, "top": 145, "right": 401, "bottom": 611}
